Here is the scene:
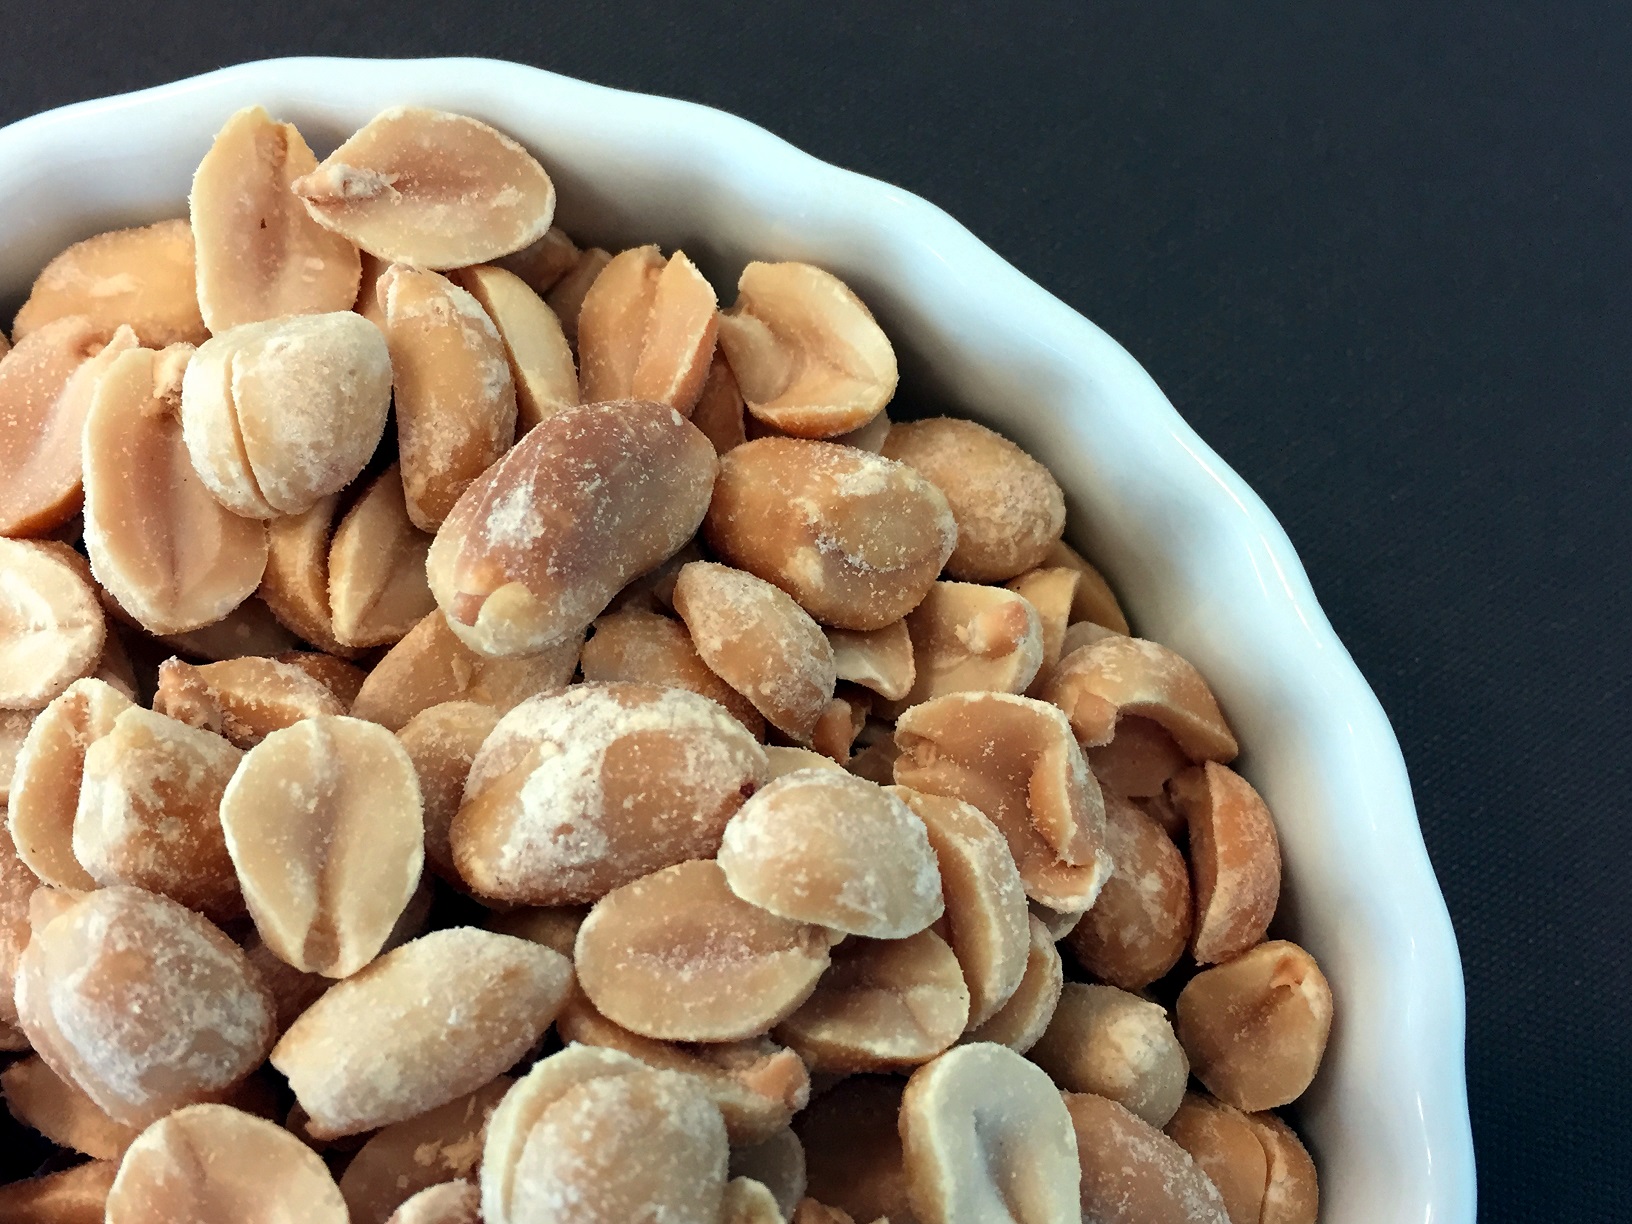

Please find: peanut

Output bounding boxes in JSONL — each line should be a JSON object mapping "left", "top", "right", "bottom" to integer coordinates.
{"left": 722, "top": 1178, "right": 786, "bottom": 1224}
{"left": 730, "top": 1127, "right": 809, "bottom": 1221}
{"left": 893, "top": 581, "right": 1044, "bottom": 709}
{"left": 0, "top": 537, "right": 107, "bottom": 710}
{"left": 1163, "top": 1093, "right": 1269, "bottom": 1224}
{"left": 1043, "top": 541, "right": 1129, "bottom": 633}
{"left": 328, "top": 464, "right": 438, "bottom": 646}
{"left": 692, "top": 349, "right": 748, "bottom": 454}
{"left": 395, "top": 700, "right": 502, "bottom": 883}
{"left": 963, "top": 913, "right": 1062, "bottom": 1053}
{"left": 765, "top": 744, "right": 847, "bottom": 778}
{"left": 581, "top": 608, "right": 766, "bottom": 737}
{"left": 0, "top": 826, "right": 35, "bottom": 1024}
{"left": 386, "top": 1183, "right": 480, "bottom": 1224}
{"left": 274, "top": 650, "right": 368, "bottom": 706}
{"left": 497, "top": 226, "right": 580, "bottom": 296}
{"left": 577, "top": 245, "right": 719, "bottom": 413}
{"left": 1029, "top": 983, "right": 1189, "bottom": 1128}
{"left": 1, "top": 1053, "right": 141, "bottom": 1160}
{"left": 1086, "top": 714, "right": 1191, "bottom": 798}
{"left": 154, "top": 654, "right": 345, "bottom": 747}
{"left": 826, "top": 619, "right": 915, "bottom": 702}
{"left": 481, "top": 904, "right": 589, "bottom": 956}
{"left": 257, "top": 494, "right": 351, "bottom": 655}
{"left": 13, "top": 220, "right": 206, "bottom": 347}
{"left": 451, "top": 263, "right": 578, "bottom": 430}
{"left": 1062, "top": 1091, "right": 1229, "bottom": 1224}
{"left": 0, "top": 1161, "right": 116, "bottom": 1224}
{"left": 1242, "top": 1111, "right": 1319, "bottom": 1224}
{"left": 545, "top": 247, "right": 612, "bottom": 346}
{"left": 158, "top": 595, "right": 300, "bottom": 661}
{"left": 1170, "top": 762, "right": 1281, "bottom": 964}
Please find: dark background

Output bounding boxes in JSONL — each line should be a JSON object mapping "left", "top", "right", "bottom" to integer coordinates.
{"left": 4, "top": 1, "right": 1627, "bottom": 1219}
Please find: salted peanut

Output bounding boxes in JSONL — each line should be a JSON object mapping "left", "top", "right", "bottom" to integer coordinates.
{"left": 1, "top": 710, "right": 33, "bottom": 803}
{"left": 557, "top": 993, "right": 811, "bottom": 1143}
{"left": 1163, "top": 1093, "right": 1269, "bottom": 1224}
{"left": 705, "top": 438, "right": 956, "bottom": 630}
{"left": 1064, "top": 1092, "right": 1229, "bottom": 1224}
{"left": 890, "top": 787, "right": 1028, "bottom": 1029}
{"left": 293, "top": 107, "right": 556, "bottom": 269}
{"left": 73, "top": 706, "right": 242, "bottom": 919}
{"left": 15, "top": 887, "right": 274, "bottom": 1127}
{"left": 395, "top": 701, "right": 502, "bottom": 882}
{"left": 758, "top": 405, "right": 891, "bottom": 455}
{"left": 826, "top": 619, "right": 914, "bottom": 701}
{"left": 1058, "top": 618, "right": 1121, "bottom": 661}
{"left": 811, "top": 691, "right": 868, "bottom": 762}
{"left": 963, "top": 914, "right": 1062, "bottom": 1053}
{"left": 674, "top": 561, "right": 837, "bottom": 743}
{"left": 545, "top": 247, "right": 612, "bottom": 345}
{"left": 1170, "top": 762, "right": 1281, "bottom": 964}
{"left": 1064, "top": 793, "right": 1191, "bottom": 990}
{"left": 0, "top": 538, "right": 106, "bottom": 709}
{"left": 576, "top": 859, "right": 829, "bottom": 1041}
{"left": 498, "top": 226, "right": 581, "bottom": 295}
{"left": 83, "top": 345, "right": 268, "bottom": 634}
{"left": 730, "top": 1128, "right": 809, "bottom": 1221}
{"left": 793, "top": 1077, "right": 913, "bottom": 1224}
{"left": 191, "top": 106, "right": 361, "bottom": 332}
{"left": 14, "top": 221, "right": 205, "bottom": 346}
{"left": 893, "top": 692, "right": 1110, "bottom": 912}
{"left": 329, "top": 465, "right": 437, "bottom": 645}
{"left": 0, "top": 827, "right": 36, "bottom": 1024}
{"left": 8, "top": 677, "right": 133, "bottom": 889}
{"left": 846, "top": 720, "right": 900, "bottom": 786}
{"left": 720, "top": 770, "right": 941, "bottom": 938}
{"left": 581, "top": 608, "right": 766, "bottom": 737}
{"left": 1087, "top": 715, "right": 1191, "bottom": 798}
{"left": 452, "top": 264, "right": 578, "bottom": 430}
{"left": 716, "top": 261, "right": 896, "bottom": 439}
{"left": 353, "top": 609, "right": 580, "bottom": 731}
{"left": 273, "top": 928, "right": 570, "bottom": 1137}
{"left": 1043, "top": 541, "right": 1130, "bottom": 633}
{"left": 1004, "top": 566, "right": 1078, "bottom": 688}
{"left": 385, "top": 1182, "right": 480, "bottom": 1224}
{"left": 242, "top": 930, "right": 330, "bottom": 1034}
{"left": 776, "top": 930, "right": 969, "bottom": 1073}
{"left": 899, "top": 1042, "right": 1079, "bottom": 1224}
{"left": 578, "top": 245, "right": 719, "bottom": 413}
{"left": 427, "top": 399, "right": 716, "bottom": 657}
{"left": 881, "top": 418, "right": 1064, "bottom": 582}
{"left": 1175, "top": 941, "right": 1333, "bottom": 1112}
{"left": 155, "top": 655, "right": 344, "bottom": 746}
{"left": 378, "top": 264, "right": 518, "bottom": 530}
{"left": 0, "top": 319, "right": 136, "bottom": 538}
{"left": 893, "top": 582, "right": 1044, "bottom": 710}
{"left": 339, "top": 1077, "right": 513, "bottom": 1224}
{"left": 764, "top": 744, "right": 847, "bottom": 779}
{"left": 220, "top": 715, "right": 422, "bottom": 976}
{"left": 259, "top": 494, "right": 350, "bottom": 653}
{"left": 2, "top": 1054, "right": 140, "bottom": 1159}
{"left": 1042, "top": 634, "right": 1237, "bottom": 763}
{"left": 106, "top": 1103, "right": 347, "bottom": 1224}
{"left": 1243, "top": 1112, "right": 1319, "bottom": 1224}
{"left": 722, "top": 1178, "right": 786, "bottom": 1224}
{"left": 1030, "top": 984, "right": 1189, "bottom": 1128}
{"left": 482, "top": 904, "right": 588, "bottom": 956}
{"left": 692, "top": 349, "right": 748, "bottom": 454}
{"left": 0, "top": 1160, "right": 117, "bottom": 1224}
{"left": 275, "top": 650, "right": 368, "bottom": 706}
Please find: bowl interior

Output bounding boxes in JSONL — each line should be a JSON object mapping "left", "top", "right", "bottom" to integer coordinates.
{"left": 0, "top": 58, "right": 1475, "bottom": 1222}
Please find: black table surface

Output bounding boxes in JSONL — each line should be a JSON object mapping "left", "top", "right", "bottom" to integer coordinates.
{"left": 3, "top": 2, "right": 1627, "bottom": 1220}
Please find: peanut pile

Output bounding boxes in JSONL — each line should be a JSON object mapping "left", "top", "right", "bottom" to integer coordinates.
{"left": 0, "top": 103, "right": 1332, "bottom": 1224}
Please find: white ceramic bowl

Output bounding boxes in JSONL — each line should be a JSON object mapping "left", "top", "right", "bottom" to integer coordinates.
{"left": 0, "top": 57, "right": 1475, "bottom": 1221}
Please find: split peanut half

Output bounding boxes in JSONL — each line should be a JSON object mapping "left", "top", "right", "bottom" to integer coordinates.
{"left": 577, "top": 245, "right": 719, "bottom": 413}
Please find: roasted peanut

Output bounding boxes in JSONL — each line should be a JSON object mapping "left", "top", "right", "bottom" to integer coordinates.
{"left": 73, "top": 706, "right": 243, "bottom": 920}
{"left": 1163, "top": 1093, "right": 1269, "bottom": 1224}
{"left": 0, "top": 826, "right": 36, "bottom": 1025}
{"left": 1062, "top": 1091, "right": 1229, "bottom": 1224}
{"left": 826, "top": 619, "right": 915, "bottom": 701}
{"left": 1170, "top": 762, "right": 1281, "bottom": 964}
{"left": 720, "top": 769, "right": 941, "bottom": 938}
{"left": 1029, "top": 983, "right": 1188, "bottom": 1128}
{"left": 1, "top": 709, "right": 32, "bottom": 804}
{"left": 426, "top": 399, "right": 716, "bottom": 657}
{"left": 15, "top": 887, "right": 275, "bottom": 1127}
{"left": 220, "top": 715, "right": 424, "bottom": 977}
{"left": 730, "top": 1127, "right": 809, "bottom": 1221}
{"left": 705, "top": 438, "right": 956, "bottom": 630}
{"left": 1243, "top": 1112, "right": 1320, "bottom": 1224}
{"left": 1064, "top": 792, "right": 1191, "bottom": 990}
{"left": 1028, "top": 899, "right": 1085, "bottom": 940}
{"left": 353, "top": 609, "right": 580, "bottom": 731}
{"left": 105, "top": 1103, "right": 348, "bottom": 1224}
{"left": 1004, "top": 566, "right": 1079, "bottom": 690}
{"left": 190, "top": 106, "right": 362, "bottom": 332}
{"left": 293, "top": 107, "right": 557, "bottom": 269}
{"left": 396, "top": 701, "right": 502, "bottom": 882}
{"left": 13, "top": 220, "right": 205, "bottom": 347}
{"left": 881, "top": 418, "right": 1064, "bottom": 582}
{"left": 1175, "top": 941, "right": 1333, "bottom": 1112}
{"left": 674, "top": 561, "right": 838, "bottom": 743}
{"left": 893, "top": 692, "right": 1110, "bottom": 912}
{"left": 810, "top": 690, "right": 868, "bottom": 763}
{"left": 692, "top": 349, "right": 748, "bottom": 454}
{"left": 775, "top": 929, "right": 970, "bottom": 1073}
{"left": 0, "top": 537, "right": 107, "bottom": 710}
{"left": 338, "top": 1076, "right": 513, "bottom": 1224}
{"left": 83, "top": 345, "right": 269, "bottom": 634}
{"left": 0, "top": 1158, "right": 116, "bottom": 1223}
{"left": 793, "top": 1076, "right": 914, "bottom": 1224}
{"left": 578, "top": 245, "right": 719, "bottom": 413}
{"left": 963, "top": 913, "right": 1063, "bottom": 1053}
{"left": 328, "top": 464, "right": 438, "bottom": 645}
{"left": 386, "top": 1182, "right": 480, "bottom": 1224}
{"left": 752, "top": 405, "right": 893, "bottom": 455}
{"left": 545, "top": 247, "right": 612, "bottom": 346}
{"left": 716, "top": 261, "right": 896, "bottom": 439}
{"left": 899, "top": 1042, "right": 1080, "bottom": 1224}
{"left": 155, "top": 654, "right": 344, "bottom": 747}
{"left": 575, "top": 859, "right": 830, "bottom": 1042}
{"left": 764, "top": 744, "right": 847, "bottom": 778}
{"left": 1043, "top": 541, "right": 1129, "bottom": 633}
{"left": 581, "top": 608, "right": 766, "bottom": 737}
{"left": 272, "top": 928, "right": 571, "bottom": 1137}
{"left": 2, "top": 1053, "right": 141, "bottom": 1160}
{"left": 1086, "top": 714, "right": 1191, "bottom": 798}
{"left": 497, "top": 226, "right": 580, "bottom": 296}
{"left": 451, "top": 264, "right": 578, "bottom": 430}
{"left": 890, "top": 786, "right": 1030, "bottom": 1029}
{"left": 258, "top": 493, "right": 351, "bottom": 655}
{"left": 156, "top": 596, "right": 299, "bottom": 662}
{"left": 275, "top": 650, "right": 368, "bottom": 706}
{"left": 893, "top": 581, "right": 1044, "bottom": 709}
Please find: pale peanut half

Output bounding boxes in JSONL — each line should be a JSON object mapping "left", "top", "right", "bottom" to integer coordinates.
{"left": 82, "top": 345, "right": 269, "bottom": 635}
{"left": 963, "top": 913, "right": 1063, "bottom": 1054}
{"left": 497, "top": 225, "right": 581, "bottom": 296}
{"left": 704, "top": 438, "right": 957, "bottom": 630}
{"left": 545, "top": 247, "right": 612, "bottom": 346}
{"left": 764, "top": 744, "right": 846, "bottom": 779}
{"left": 395, "top": 701, "right": 502, "bottom": 884}
{"left": 154, "top": 654, "right": 345, "bottom": 747}
{"left": 425, "top": 399, "right": 716, "bottom": 657}
{"left": 717, "top": 261, "right": 897, "bottom": 439}
{"left": 378, "top": 264, "right": 518, "bottom": 529}
{"left": 794, "top": 1077, "right": 913, "bottom": 1224}
{"left": 0, "top": 536, "right": 107, "bottom": 709}
{"left": 180, "top": 311, "right": 391, "bottom": 518}
{"left": 0, "top": 319, "right": 137, "bottom": 537}
{"left": 1063, "top": 1091, "right": 1230, "bottom": 1224}
{"left": 577, "top": 245, "right": 718, "bottom": 413}
{"left": 1163, "top": 1093, "right": 1271, "bottom": 1224}
{"left": 257, "top": 493, "right": 347, "bottom": 652}
{"left": 451, "top": 264, "right": 578, "bottom": 431}
{"left": 1, "top": 1053, "right": 141, "bottom": 1160}
{"left": 691, "top": 349, "right": 748, "bottom": 454}
{"left": 1005, "top": 565, "right": 1079, "bottom": 690}
{"left": 892, "top": 581, "right": 1044, "bottom": 710}
{"left": 1030, "top": 983, "right": 1189, "bottom": 1129}
{"left": 328, "top": 464, "right": 437, "bottom": 647}
{"left": 1170, "top": 761, "right": 1282, "bottom": 965}
{"left": 0, "top": 1160, "right": 117, "bottom": 1224}
{"left": 826, "top": 619, "right": 915, "bottom": 702}
{"left": 272, "top": 928, "right": 571, "bottom": 1138}
{"left": 0, "top": 825, "right": 36, "bottom": 1024}
{"left": 190, "top": 106, "right": 362, "bottom": 333}
{"left": 580, "top": 608, "right": 767, "bottom": 738}
{"left": 293, "top": 106, "right": 557, "bottom": 269}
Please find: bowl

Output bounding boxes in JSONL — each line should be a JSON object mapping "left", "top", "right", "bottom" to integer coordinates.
{"left": 0, "top": 57, "right": 1476, "bottom": 1221}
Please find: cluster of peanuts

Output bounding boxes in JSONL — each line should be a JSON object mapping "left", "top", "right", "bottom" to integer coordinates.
{"left": 0, "top": 102, "right": 1333, "bottom": 1224}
